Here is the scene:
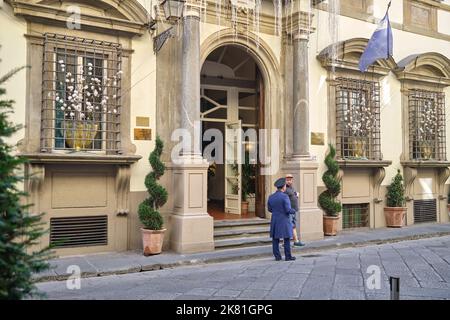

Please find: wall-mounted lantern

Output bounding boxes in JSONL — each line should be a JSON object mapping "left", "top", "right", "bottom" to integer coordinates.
{"left": 160, "top": 0, "right": 186, "bottom": 22}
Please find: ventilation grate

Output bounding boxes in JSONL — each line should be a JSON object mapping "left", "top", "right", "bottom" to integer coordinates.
{"left": 50, "top": 215, "right": 108, "bottom": 248}
{"left": 414, "top": 199, "right": 437, "bottom": 223}
{"left": 342, "top": 203, "right": 369, "bottom": 229}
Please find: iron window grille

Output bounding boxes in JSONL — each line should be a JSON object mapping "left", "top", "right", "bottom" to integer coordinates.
{"left": 336, "top": 78, "right": 381, "bottom": 160}
{"left": 41, "top": 33, "right": 123, "bottom": 153}
{"left": 408, "top": 89, "right": 446, "bottom": 161}
{"left": 342, "top": 203, "right": 370, "bottom": 229}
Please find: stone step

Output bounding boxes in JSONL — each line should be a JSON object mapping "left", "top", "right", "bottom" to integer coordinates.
{"left": 214, "top": 236, "right": 272, "bottom": 250}
{"left": 214, "top": 227, "right": 270, "bottom": 239}
{"left": 214, "top": 218, "right": 270, "bottom": 230}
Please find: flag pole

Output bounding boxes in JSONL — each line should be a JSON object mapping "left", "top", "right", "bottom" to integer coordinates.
{"left": 386, "top": 1, "right": 392, "bottom": 60}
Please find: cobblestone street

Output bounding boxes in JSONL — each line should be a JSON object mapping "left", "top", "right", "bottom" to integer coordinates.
{"left": 37, "top": 236, "right": 450, "bottom": 300}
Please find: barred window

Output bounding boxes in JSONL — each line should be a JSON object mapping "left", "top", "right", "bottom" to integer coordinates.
{"left": 408, "top": 89, "right": 446, "bottom": 160}
{"left": 336, "top": 78, "right": 381, "bottom": 160}
{"left": 41, "top": 34, "right": 122, "bottom": 153}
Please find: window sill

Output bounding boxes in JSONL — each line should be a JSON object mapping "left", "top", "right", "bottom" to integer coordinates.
{"left": 20, "top": 153, "right": 142, "bottom": 165}
{"left": 337, "top": 159, "right": 392, "bottom": 168}
{"left": 401, "top": 160, "right": 450, "bottom": 168}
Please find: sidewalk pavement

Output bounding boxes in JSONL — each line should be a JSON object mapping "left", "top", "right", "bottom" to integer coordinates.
{"left": 34, "top": 223, "right": 450, "bottom": 283}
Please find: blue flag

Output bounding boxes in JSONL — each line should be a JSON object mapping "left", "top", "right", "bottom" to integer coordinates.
{"left": 359, "top": 10, "right": 393, "bottom": 72}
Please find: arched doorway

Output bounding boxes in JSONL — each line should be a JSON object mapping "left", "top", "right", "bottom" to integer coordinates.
{"left": 201, "top": 45, "right": 265, "bottom": 220}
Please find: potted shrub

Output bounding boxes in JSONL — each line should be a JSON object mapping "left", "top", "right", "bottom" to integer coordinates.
{"left": 138, "top": 136, "right": 168, "bottom": 256}
{"left": 384, "top": 170, "right": 406, "bottom": 228}
{"left": 241, "top": 155, "right": 256, "bottom": 215}
{"left": 318, "top": 144, "right": 342, "bottom": 236}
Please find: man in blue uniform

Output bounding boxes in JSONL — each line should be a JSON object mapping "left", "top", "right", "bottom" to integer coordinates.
{"left": 268, "top": 178, "right": 297, "bottom": 261}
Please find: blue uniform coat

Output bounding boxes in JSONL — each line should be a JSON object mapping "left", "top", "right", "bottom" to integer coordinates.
{"left": 268, "top": 190, "right": 296, "bottom": 239}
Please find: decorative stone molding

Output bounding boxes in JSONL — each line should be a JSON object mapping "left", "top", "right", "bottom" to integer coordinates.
{"left": 373, "top": 167, "right": 386, "bottom": 204}
{"left": 317, "top": 37, "right": 397, "bottom": 77}
{"left": 20, "top": 153, "right": 142, "bottom": 165}
{"left": 283, "top": 11, "right": 315, "bottom": 37}
{"left": 337, "top": 160, "right": 392, "bottom": 168}
{"left": 396, "top": 53, "right": 450, "bottom": 166}
{"left": 7, "top": 0, "right": 149, "bottom": 36}
{"left": 116, "top": 165, "right": 132, "bottom": 217}
{"left": 437, "top": 167, "right": 450, "bottom": 201}
{"left": 26, "top": 163, "right": 45, "bottom": 215}
{"left": 403, "top": 166, "right": 418, "bottom": 202}
{"left": 336, "top": 160, "right": 391, "bottom": 204}
{"left": 394, "top": 52, "right": 450, "bottom": 87}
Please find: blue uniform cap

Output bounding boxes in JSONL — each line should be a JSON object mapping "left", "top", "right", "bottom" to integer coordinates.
{"left": 274, "top": 178, "right": 286, "bottom": 188}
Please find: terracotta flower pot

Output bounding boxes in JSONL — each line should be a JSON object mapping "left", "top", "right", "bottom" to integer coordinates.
{"left": 323, "top": 215, "right": 339, "bottom": 236}
{"left": 141, "top": 228, "right": 166, "bottom": 256}
{"left": 384, "top": 207, "right": 406, "bottom": 228}
{"left": 241, "top": 201, "right": 249, "bottom": 215}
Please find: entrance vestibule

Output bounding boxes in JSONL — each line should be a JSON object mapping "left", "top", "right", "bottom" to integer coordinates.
{"left": 200, "top": 45, "right": 265, "bottom": 220}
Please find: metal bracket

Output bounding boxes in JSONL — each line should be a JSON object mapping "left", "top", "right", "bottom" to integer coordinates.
{"left": 153, "top": 26, "right": 174, "bottom": 54}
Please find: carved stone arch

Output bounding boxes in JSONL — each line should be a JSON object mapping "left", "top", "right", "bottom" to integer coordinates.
{"left": 200, "top": 28, "right": 283, "bottom": 206}
{"left": 200, "top": 28, "right": 282, "bottom": 137}
{"left": 317, "top": 37, "right": 397, "bottom": 75}
{"left": 395, "top": 52, "right": 450, "bottom": 86}
{"left": 8, "top": 0, "right": 149, "bottom": 35}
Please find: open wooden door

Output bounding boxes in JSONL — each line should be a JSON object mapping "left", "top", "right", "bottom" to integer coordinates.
{"left": 255, "top": 71, "right": 266, "bottom": 218}
{"left": 224, "top": 120, "right": 242, "bottom": 214}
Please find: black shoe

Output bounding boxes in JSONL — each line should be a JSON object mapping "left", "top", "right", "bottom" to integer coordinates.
{"left": 285, "top": 256, "right": 296, "bottom": 261}
{"left": 275, "top": 257, "right": 282, "bottom": 261}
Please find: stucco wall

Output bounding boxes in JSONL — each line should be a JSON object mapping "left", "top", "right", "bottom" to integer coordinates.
{"left": 310, "top": 6, "right": 450, "bottom": 188}
{"left": 0, "top": 4, "right": 27, "bottom": 145}
{"left": 129, "top": 32, "right": 157, "bottom": 192}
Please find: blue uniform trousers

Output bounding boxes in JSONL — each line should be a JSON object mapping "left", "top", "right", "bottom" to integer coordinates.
{"left": 272, "top": 238, "right": 292, "bottom": 260}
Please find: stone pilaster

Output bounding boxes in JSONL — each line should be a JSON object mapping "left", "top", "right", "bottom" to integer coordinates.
{"left": 282, "top": 160, "right": 323, "bottom": 241}
{"left": 282, "top": 29, "right": 323, "bottom": 241}
{"left": 180, "top": 0, "right": 202, "bottom": 157}
{"left": 169, "top": 1, "right": 214, "bottom": 253}
{"left": 292, "top": 32, "right": 310, "bottom": 159}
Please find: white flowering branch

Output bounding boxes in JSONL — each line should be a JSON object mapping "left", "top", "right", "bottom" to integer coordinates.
{"left": 54, "top": 59, "right": 122, "bottom": 121}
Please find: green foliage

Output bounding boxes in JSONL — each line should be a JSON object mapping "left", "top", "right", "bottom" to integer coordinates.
{"left": 241, "top": 152, "right": 256, "bottom": 202}
{"left": 318, "top": 144, "right": 342, "bottom": 217}
{"left": 386, "top": 170, "right": 405, "bottom": 207}
{"left": 0, "top": 68, "right": 51, "bottom": 300}
{"left": 138, "top": 136, "right": 168, "bottom": 230}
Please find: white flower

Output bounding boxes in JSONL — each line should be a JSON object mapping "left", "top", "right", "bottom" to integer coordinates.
{"left": 58, "top": 60, "right": 64, "bottom": 64}
{"left": 60, "top": 107, "right": 65, "bottom": 111}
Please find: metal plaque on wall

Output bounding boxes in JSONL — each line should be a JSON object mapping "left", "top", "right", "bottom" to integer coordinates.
{"left": 134, "top": 128, "right": 152, "bottom": 141}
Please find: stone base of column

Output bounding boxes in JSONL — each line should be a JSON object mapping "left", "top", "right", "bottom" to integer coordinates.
{"left": 282, "top": 158, "right": 324, "bottom": 241}
{"left": 170, "top": 214, "right": 214, "bottom": 253}
{"left": 168, "top": 157, "right": 214, "bottom": 254}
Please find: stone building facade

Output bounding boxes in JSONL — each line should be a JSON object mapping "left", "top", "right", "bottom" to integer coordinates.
{"left": 0, "top": 0, "right": 449, "bottom": 256}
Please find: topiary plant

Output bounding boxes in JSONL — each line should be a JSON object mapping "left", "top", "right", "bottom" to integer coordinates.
{"left": 318, "top": 144, "right": 342, "bottom": 217}
{"left": 386, "top": 170, "right": 405, "bottom": 207}
{"left": 138, "top": 136, "right": 168, "bottom": 230}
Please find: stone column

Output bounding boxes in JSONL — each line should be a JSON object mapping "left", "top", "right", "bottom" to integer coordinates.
{"left": 169, "top": 1, "right": 214, "bottom": 253}
{"left": 180, "top": 5, "right": 201, "bottom": 157}
{"left": 282, "top": 30, "right": 323, "bottom": 241}
{"left": 292, "top": 32, "right": 310, "bottom": 158}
